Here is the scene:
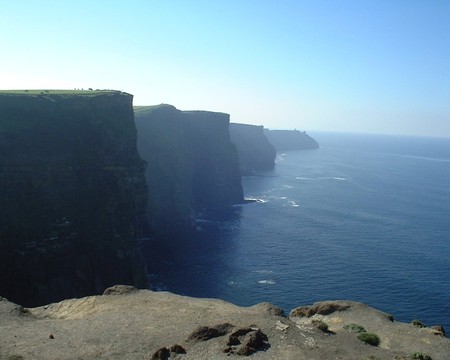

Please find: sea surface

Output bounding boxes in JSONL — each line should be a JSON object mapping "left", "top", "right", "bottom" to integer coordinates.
{"left": 142, "top": 132, "right": 450, "bottom": 330}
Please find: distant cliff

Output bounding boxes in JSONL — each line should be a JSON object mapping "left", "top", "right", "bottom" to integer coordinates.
{"left": 229, "top": 123, "right": 276, "bottom": 175}
{"left": 134, "top": 104, "right": 243, "bottom": 234}
{"left": 264, "top": 129, "right": 319, "bottom": 152}
{"left": 0, "top": 90, "right": 148, "bottom": 307}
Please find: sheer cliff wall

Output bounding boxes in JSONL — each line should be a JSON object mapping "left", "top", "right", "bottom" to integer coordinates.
{"left": 135, "top": 105, "right": 243, "bottom": 234}
{"left": 0, "top": 91, "right": 148, "bottom": 306}
{"left": 229, "top": 123, "right": 276, "bottom": 174}
{"left": 264, "top": 129, "right": 319, "bottom": 152}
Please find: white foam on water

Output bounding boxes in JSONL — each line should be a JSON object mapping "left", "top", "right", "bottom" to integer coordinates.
{"left": 245, "top": 197, "right": 269, "bottom": 203}
{"left": 258, "top": 279, "right": 276, "bottom": 285}
{"left": 253, "top": 270, "right": 274, "bottom": 274}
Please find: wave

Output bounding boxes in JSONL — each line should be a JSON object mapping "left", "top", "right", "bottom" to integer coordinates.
{"left": 253, "top": 270, "right": 274, "bottom": 274}
{"left": 392, "top": 153, "right": 450, "bottom": 163}
{"left": 283, "top": 200, "right": 299, "bottom": 208}
{"left": 296, "top": 176, "right": 347, "bottom": 181}
{"left": 258, "top": 279, "right": 276, "bottom": 285}
{"left": 244, "top": 197, "right": 269, "bottom": 203}
{"left": 195, "top": 218, "right": 214, "bottom": 223}
{"left": 317, "top": 176, "right": 348, "bottom": 181}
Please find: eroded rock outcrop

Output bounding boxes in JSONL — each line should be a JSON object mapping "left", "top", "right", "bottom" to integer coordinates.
{"left": 264, "top": 129, "right": 319, "bottom": 152}
{"left": 229, "top": 123, "right": 276, "bottom": 175}
{"left": 135, "top": 104, "right": 243, "bottom": 234}
{"left": 0, "top": 91, "right": 148, "bottom": 307}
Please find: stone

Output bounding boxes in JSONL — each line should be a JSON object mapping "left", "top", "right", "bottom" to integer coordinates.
{"left": 275, "top": 320, "right": 289, "bottom": 331}
{"left": 224, "top": 327, "right": 269, "bottom": 356}
{"left": 102, "top": 285, "right": 138, "bottom": 296}
{"left": 431, "top": 325, "right": 446, "bottom": 337}
{"left": 169, "top": 344, "right": 186, "bottom": 354}
{"left": 187, "top": 323, "right": 234, "bottom": 342}
{"left": 290, "top": 301, "right": 350, "bottom": 317}
{"left": 150, "top": 347, "right": 170, "bottom": 360}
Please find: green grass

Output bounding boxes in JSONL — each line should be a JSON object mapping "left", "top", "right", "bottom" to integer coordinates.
{"left": 0, "top": 89, "right": 123, "bottom": 96}
{"left": 343, "top": 323, "right": 366, "bottom": 333}
{"left": 133, "top": 104, "right": 175, "bottom": 115}
{"left": 411, "top": 320, "right": 426, "bottom": 328}
{"left": 357, "top": 332, "right": 380, "bottom": 346}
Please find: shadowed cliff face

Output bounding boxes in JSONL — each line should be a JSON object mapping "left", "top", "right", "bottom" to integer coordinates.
{"left": 135, "top": 105, "right": 243, "bottom": 235}
{"left": 264, "top": 129, "right": 319, "bottom": 152}
{"left": 229, "top": 123, "right": 276, "bottom": 174}
{"left": 0, "top": 91, "right": 148, "bottom": 306}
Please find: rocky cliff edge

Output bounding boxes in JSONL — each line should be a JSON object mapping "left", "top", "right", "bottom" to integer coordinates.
{"left": 1, "top": 286, "right": 448, "bottom": 360}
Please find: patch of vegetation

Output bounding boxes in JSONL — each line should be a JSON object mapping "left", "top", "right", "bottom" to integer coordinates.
{"left": 344, "top": 323, "right": 366, "bottom": 333}
{"left": 357, "top": 332, "right": 380, "bottom": 346}
{"left": 411, "top": 320, "right": 426, "bottom": 328}
{"left": 409, "top": 353, "right": 432, "bottom": 360}
{"left": 312, "top": 320, "right": 329, "bottom": 332}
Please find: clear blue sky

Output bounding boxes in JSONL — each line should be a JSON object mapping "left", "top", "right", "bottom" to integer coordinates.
{"left": 1, "top": 1, "right": 449, "bottom": 137}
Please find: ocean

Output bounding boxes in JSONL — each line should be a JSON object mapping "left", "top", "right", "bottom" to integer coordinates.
{"left": 143, "top": 132, "right": 450, "bottom": 330}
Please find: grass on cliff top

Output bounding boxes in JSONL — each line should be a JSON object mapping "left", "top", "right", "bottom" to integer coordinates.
{"left": 133, "top": 104, "right": 175, "bottom": 115}
{"left": 0, "top": 89, "right": 125, "bottom": 96}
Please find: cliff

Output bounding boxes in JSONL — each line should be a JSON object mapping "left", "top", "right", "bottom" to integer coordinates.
{"left": 1, "top": 287, "right": 448, "bottom": 359}
{"left": 229, "top": 123, "right": 276, "bottom": 175}
{"left": 134, "top": 105, "right": 243, "bottom": 234}
{"left": 264, "top": 129, "right": 319, "bottom": 152}
{"left": 0, "top": 90, "right": 148, "bottom": 307}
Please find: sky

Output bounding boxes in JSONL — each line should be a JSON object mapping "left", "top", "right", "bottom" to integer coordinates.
{"left": 1, "top": 0, "right": 450, "bottom": 137}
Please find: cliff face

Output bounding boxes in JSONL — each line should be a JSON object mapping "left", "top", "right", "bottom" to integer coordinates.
{"left": 0, "top": 91, "right": 148, "bottom": 307}
{"left": 264, "top": 129, "right": 319, "bottom": 152}
{"left": 229, "top": 123, "right": 276, "bottom": 174}
{"left": 134, "top": 105, "right": 243, "bottom": 234}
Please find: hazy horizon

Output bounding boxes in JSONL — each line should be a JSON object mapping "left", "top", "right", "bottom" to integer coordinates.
{"left": 1, "top": 1, "right": 449, "bottom": 138}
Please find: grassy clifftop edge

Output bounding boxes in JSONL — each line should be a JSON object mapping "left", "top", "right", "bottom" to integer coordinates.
{"left": 0, "top": 89, "right": 130, "bottom": 96}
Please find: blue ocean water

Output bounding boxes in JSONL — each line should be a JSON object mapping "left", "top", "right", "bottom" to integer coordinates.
{"left": 143, "top": 132, "right": 450, "bottom": 330}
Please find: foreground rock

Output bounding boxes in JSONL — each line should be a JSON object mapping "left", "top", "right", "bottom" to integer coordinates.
{"left": 0, "top": 289, "right": 448, "bottom": 359}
